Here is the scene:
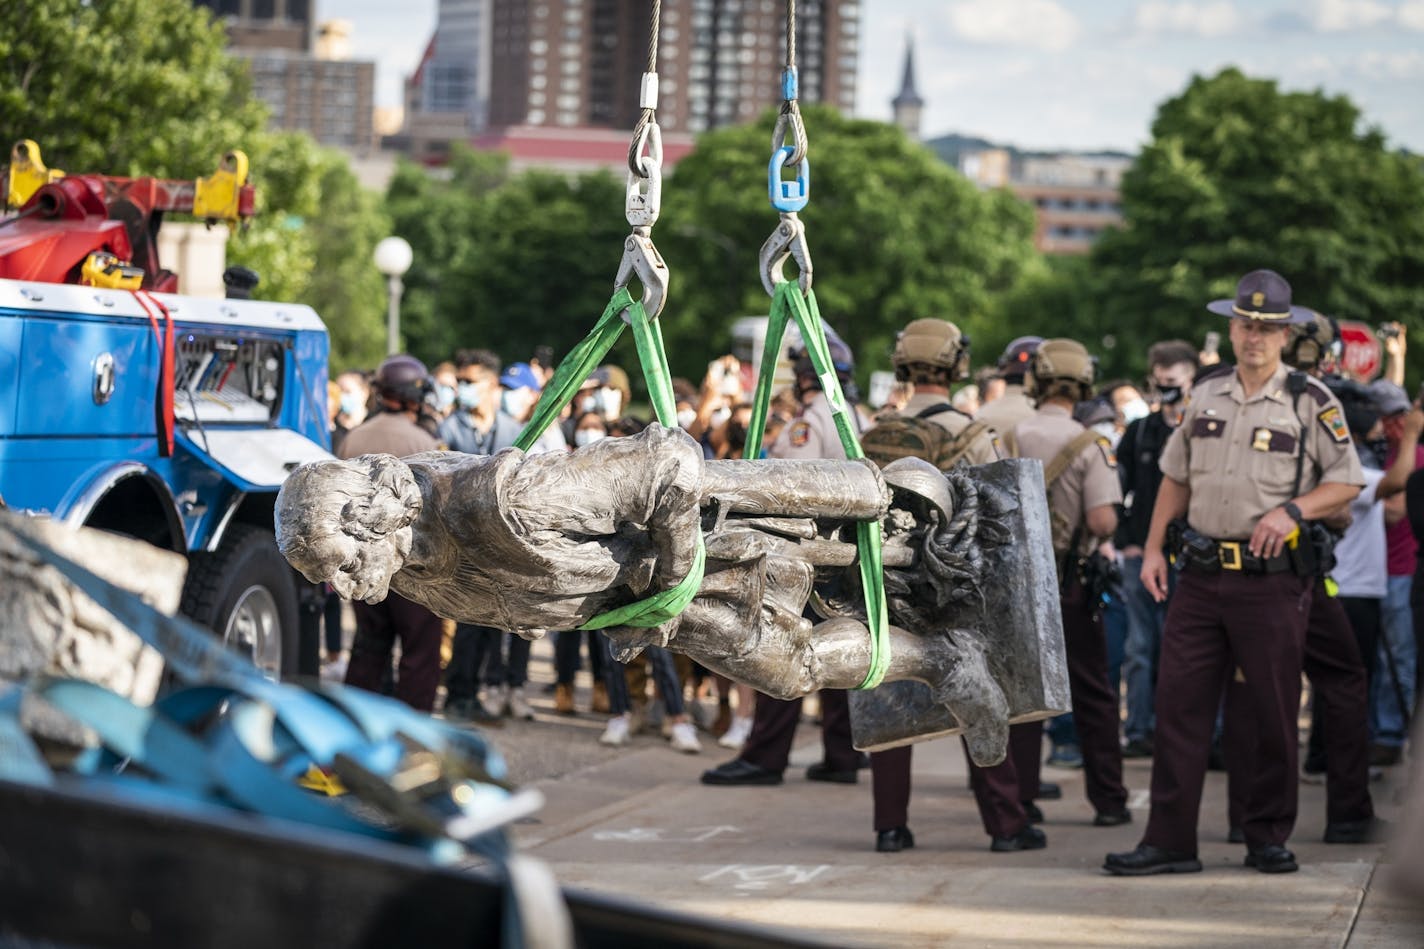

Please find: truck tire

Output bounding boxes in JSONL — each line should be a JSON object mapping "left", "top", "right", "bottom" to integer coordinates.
{"left": 181, "top": 524, "right": 298, "bottom": 680}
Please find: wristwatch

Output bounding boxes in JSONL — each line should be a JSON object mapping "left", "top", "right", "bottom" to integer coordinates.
{"left": 1282, "top": 501, "right": 1304, "bottom": 525}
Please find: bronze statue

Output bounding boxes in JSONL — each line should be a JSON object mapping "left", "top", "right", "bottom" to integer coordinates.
{"left": 276, "top": 425, "right": 1069, "bottom": 766}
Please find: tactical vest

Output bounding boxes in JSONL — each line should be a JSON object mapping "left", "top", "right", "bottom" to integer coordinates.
{"left": 860, "top": 403, "right": 991, "bottom": 472}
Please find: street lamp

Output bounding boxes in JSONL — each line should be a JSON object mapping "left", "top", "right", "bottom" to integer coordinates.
{"left": 373, "top": 236, "right": 413, "bottom": 356}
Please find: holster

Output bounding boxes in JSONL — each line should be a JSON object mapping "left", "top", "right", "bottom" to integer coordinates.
{"left": 1169, "top": 518, "right": 1221, "bottom": 574}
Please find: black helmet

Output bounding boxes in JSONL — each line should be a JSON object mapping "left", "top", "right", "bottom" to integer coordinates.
{"left": 997, "top": 336, "right": 1042, "bottom": 381}
{"left": 375, "top": 354, "right": 431, "bottom": 406}
{"left": 1285, "top": 308, "right": 1342, "bottom": 372}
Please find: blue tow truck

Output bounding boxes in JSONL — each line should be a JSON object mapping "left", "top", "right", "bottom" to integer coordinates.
{"left": 0, "top": 142, "right": 333, "bottom": 676}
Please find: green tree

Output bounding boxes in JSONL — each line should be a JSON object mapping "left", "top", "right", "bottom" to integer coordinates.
{"left": 1064, "top": 68, "right": 1424, "bottom": 378}
{"left": 1, "top": 0, "right": 266, "bottom": 178}
{"left": 657, "top": 105, "right": 1040, "bottom": 382}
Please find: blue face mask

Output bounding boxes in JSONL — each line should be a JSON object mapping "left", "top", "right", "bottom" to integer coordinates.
{"left": 434, "top": 384, "right": 456, "bottom": 410}
{"left": 339, "top": 393, "right": 363, "bottom": 417}
{"left": 456, "top": 382, "right": 483, "bottom": 410}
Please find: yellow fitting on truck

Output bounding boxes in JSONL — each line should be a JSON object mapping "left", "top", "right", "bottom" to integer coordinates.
{"left": 81, "top": 252, "right": 145, "bottom": 290}
{"left": 6, "top": 139, "right": 64, "bottom": 208}
{"left": 192, "top": 149, "right": 250, "bottom": 223}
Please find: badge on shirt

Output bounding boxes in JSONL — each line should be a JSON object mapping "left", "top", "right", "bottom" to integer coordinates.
{"left": 1252, "top": 427, "right": 1272, "bottom": 452}
{"left": 788, "top": 420, "right": 811, "bottom": 447}
{"left": 1096, "top": 436, "right": 1117, "bottom": 468}
{"left": 1317, "top": 406, "right": 1349, "bottom": 444}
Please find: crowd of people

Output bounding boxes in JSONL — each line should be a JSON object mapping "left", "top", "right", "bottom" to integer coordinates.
{"left": 321, "top": 267, "right": 1418, "bottom": 873}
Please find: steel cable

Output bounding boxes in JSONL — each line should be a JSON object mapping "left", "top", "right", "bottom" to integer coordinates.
{"left": 627, "top": 0, "right": 662, "bottom": 177}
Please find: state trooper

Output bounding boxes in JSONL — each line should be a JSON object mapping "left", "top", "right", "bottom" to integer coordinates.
{"left": 701, "top": 330, "right": 871, "bottom": 787}
{"left": 1106, "top": 270, "right": 1364, "bottom": 877}
{"left": 995, "top": 339, "right": 1130, "bottom": 850}
{"left": 1221, "top": 310, "right": 1384, "bottom": 846}
{"left": 975, "top": 336, "right": 1041, "bottom": 435}
{"left": 858, "top": 318, "right": 1001, "bottom": 852}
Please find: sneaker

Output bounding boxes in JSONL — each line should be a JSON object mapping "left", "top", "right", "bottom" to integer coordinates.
{"left": 554, "top": 683, "right": 576, "bottom": 715}
{"left": 591, "top": 681, "right": 611, "bottom": 714}
{"left": 321, "top": 654, "right": 348, "bottom": 682}
{"left": 480, "top": 685, "right": 508, "bottom": 719}
{"left": 688, "top": 700, "right": 714, "bottom": 731}
{"left": 1046, "top": 743, "right": 1083, "bottom": 769}
{"left": 669, "top": 721, "right": 702, "bottom": 754}
{"left": 507, "top": 687, "right": 534, "bottom": 721}
{"left": 599, "top": 715, "right": 632, "bottom": 746}
{"left": 718, "top": 715, "right": 754, "bottom": 749}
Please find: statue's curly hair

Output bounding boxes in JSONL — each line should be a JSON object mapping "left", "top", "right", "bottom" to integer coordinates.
{"left": 276, "top": 455, "right": 422, "bottom": 564}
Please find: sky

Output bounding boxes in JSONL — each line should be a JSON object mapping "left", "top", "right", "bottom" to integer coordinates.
{"left": 332, "top": 0, "right": 1424, "bottom": 152}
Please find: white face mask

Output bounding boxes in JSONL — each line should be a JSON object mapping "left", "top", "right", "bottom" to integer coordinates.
{"left": 575, "top": 429, "right": 605, "bottom": 447}
{"left": 710, "top": 407, "right": 732, "bottom": 428}
{"left": 501, "top": 388, "right": 533, "bottom": 420}
{"left": 1092, "top": 421, "right": 1120, "bottom": 444}
{"left": 676, "top": 408, "right": 697, "bottom": 429}
{"left": 1120, "top": 398, "right": 1150, "bottom": 425}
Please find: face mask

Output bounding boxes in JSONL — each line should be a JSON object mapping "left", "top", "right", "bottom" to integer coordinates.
{"left": 575, "top": 429, "right": 605, "bottom": 447}
{"left": 1367, "top": 438, "right": 1389, "bottom": 463}
{"left": 1092, "top": 421, "right": 1119, "bottom": 443}
{"left": 456, "top": 381, "right": 484, "bottom": 410}
{"left": 579, "top": 392, "right": 601, "bottom": 415}
{"left": 1156, "top": 385, "right": 1184, "bottom": 406}
{"left": 676, "top": 408, "right": 696, "bottom": 429}
{"left": 598, "top": 387, "right": 623, "bottom": 419}
{"left": 710, "top": 407, "right": 732, "bottom": 428}
{"left": 339, "top": 393, "right": 363, "bottom": 417}
{"left": 434, "top": 384, "right": 456, "bottom": 411}
{"left": 501, "top": 388, "right": 533, "bottom": 420}
{"left": 1120, "top": 398, "right": 1150, "bottom": 424}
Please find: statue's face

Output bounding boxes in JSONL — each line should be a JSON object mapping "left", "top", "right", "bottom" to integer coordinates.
{"left": 291, "top": 511, "right": 410, "bottom": 604}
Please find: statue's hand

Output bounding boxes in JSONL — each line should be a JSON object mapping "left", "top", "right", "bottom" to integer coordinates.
{"left": 927, "top": 633, "right": 1010, "bottom": 767}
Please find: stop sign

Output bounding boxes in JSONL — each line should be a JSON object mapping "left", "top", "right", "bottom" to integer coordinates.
{"left": 1338, "top": 321, "right": 1382, "bottom": 381}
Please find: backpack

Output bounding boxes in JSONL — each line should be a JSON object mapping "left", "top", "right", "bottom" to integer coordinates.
{"left": 861, "top": 403, "right": 991, "bottom": 472}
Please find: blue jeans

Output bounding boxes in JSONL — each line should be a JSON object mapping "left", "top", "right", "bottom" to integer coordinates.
{"left": 1120, "top": 554, "right": 1171, "bottom": 743}
{"left": 1371, "top": 574, "right": 1417, "bottom": 746}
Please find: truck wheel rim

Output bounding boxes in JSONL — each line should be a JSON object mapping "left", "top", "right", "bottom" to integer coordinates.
{"left": 225, "top": 585, "right": 282, "bottom": 679}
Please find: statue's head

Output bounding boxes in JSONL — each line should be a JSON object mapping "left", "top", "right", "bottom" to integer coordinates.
{"left": 276, "top": 454, "right": 423, "bottom": 603}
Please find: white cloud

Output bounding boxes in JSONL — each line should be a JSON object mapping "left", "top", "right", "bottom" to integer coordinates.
{"left": 1351, "top": 49, "right": 1424, "bottom": 79}
{"left": 1399, "top": 1, "right": 1424, "bottom": 30}
{"left": 1133, "top": 1, "right": 1245, "bottom": 37}
{"left": 1308, "top": 0, "right": 1395, "bottom": 32}
{"left": 944, "top": 0, "right": 1080, "bottom": 52}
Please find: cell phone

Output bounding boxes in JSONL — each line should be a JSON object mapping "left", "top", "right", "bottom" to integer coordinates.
{"left": 1203, "top": 331, "right": 1221, "bottom": 356}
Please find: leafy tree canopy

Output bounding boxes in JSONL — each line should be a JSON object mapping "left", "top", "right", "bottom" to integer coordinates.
{"left": 1030, "top": 68, "right": 1424, "bottom": 379}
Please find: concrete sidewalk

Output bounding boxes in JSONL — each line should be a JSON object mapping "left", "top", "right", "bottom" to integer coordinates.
{"left": 478, "top": 689, "right": 1421, "bottom": 948}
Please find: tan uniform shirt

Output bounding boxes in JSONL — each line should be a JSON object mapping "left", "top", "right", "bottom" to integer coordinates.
{"left": 771, "top": 392, "right": 869, "bottom": 461}
{"left": 1012, "top": 403, "right": 1122, "bottom": 553}
{"left": 339, "top": 409, "right": 440, "bottom": 461}
{"left": 1159, "top": 363, "right": 1365, "bottom": 539}
{"left": 974, "top": 383, "right": 1036, "bottom": 435}
{"left": 900, "top": 392, "right": 1000, "bottom": 466}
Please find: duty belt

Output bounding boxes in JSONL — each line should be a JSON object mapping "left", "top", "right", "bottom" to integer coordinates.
{"left": 1198, "top": 539, "right": 1294, "bottom": 575}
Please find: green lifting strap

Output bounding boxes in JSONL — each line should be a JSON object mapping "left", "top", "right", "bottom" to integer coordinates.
{"left": 514, "top": 288, "right": 706, "bottom": 630}
{"left": 743, "top": 281, "right": 891, "bottom": 690}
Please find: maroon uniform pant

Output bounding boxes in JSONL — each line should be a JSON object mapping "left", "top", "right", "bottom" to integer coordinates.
{"left": 1142, "top": 570, "right": 1311, "bottom": 854}
{"left": 1060, "top": 578, "right": 1129, "bottom": 816}
{"left": 346, "top": 591, "right": 444, "bottom": 712}
{"left": 739, "top": 689, "right": 858, "bottom": 774}
{"left": 1224, "top": 582, "right": 1373, "bottom": 829}
{"left": 958, "top": 722, "right": 1044, "bottom": 837}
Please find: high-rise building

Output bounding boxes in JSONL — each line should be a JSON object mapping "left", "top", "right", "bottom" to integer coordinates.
{"left": 196, "top": 1, "right": 376, "bottom": 151}
{"left": 486, "top": 0, "right": 858, "bottom": 134}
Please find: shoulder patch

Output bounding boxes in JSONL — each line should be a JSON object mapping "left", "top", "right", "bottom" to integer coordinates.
{"left": 1302, "top": 376, "right": 1333, "bottom": 407}
{"left": 1317, "top": 405, "right": 1350, "bottom": 444}
{"left": 1096, "top": 435, "right": 1118, "bottom": 468}
{"left": 788, "top": 419, "right": 811, "bottom": 447}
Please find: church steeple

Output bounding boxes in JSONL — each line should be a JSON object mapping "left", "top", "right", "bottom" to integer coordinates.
{"left": 892, "top": 33, "right": 924, "bottom": 140}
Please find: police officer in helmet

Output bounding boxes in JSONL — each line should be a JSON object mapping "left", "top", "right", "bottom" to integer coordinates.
{"left": 860, "top": 317, "right": 1000, "bottom": 852}
{"left": 337, "top": 354, "right": 445, "bottom": 711}
{"left": 977, "top": 336, "right": 1042, "bottom": 435}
